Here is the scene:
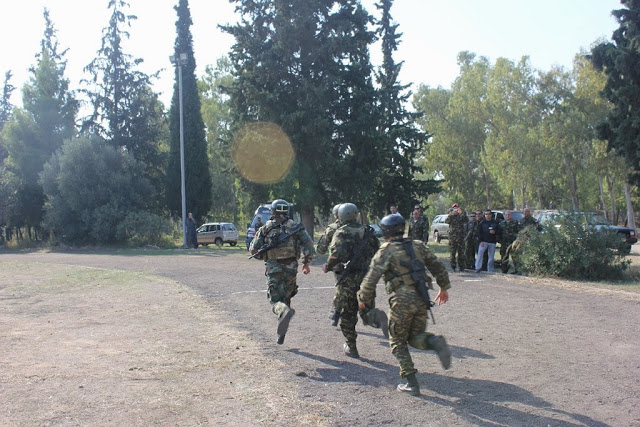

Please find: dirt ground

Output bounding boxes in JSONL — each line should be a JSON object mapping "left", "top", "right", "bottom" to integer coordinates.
{"left": 1, "top": 248, "right": 639, "bottom": 426}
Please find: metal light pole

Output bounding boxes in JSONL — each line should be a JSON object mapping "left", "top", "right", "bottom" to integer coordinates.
{"left": 170, "top": 52, "right": 188, "bottom": 248}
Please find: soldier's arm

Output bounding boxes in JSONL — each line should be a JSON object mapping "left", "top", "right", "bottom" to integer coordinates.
{"left": 299, "top": 229, "right": 315, "bottom": 265}
{"left": 420, "top": 245, "right": 451, "bottom": 291}
{"left": 249, "top": 225, "right": 265, "bottom": 254}
{"left": 357, "top": 247, "right": 389, "bottom": 306}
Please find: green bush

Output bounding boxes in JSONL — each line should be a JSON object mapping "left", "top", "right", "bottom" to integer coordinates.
{"left": 116, "top": 211, "right": 172, "bottom": 247}
{"left": 518, "top": 215, "right": 630, "bottom": 280}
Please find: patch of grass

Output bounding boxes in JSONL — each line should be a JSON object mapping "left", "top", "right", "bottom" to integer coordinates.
{"left": 427, "top": 241, "right": 449, "bottom": 259}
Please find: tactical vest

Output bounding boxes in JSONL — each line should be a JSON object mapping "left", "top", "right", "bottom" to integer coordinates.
{"left": 265, "top": 219, "right": 298, "bottom": 260}
{"left": 385, "top": 240, "right": 431, "bottom": 294}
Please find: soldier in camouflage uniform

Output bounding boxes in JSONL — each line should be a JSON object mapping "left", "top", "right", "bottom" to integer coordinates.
{"left": 519, "top": 208, "right": 542, "bottom": 231}
{"left": 499, "top": 210, "right": 520, "bottom": 273}
{"left": 445, "top": 203, "right": 468, "bottom": 271}
{"left": 407, "top": 205, "right": 429, "bottom": 242}
{"left": 316, "top": 204, "right": 342, "bottom": 326}
{"left": 464, "top": 212, "right": 479, "bottom": 269}
{"left": 358, "top": 213, "right": 451, "bottom": 396}
{"left": 250, "top": 199, "right": 315, "bottom": 345}
{"left": 322, "top": 203, "right": 383, "bottom": 358}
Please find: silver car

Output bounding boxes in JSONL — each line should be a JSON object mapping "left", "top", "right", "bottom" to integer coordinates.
{"left": 197, "top": 222, "right": 239, "bottom": 246}
{"left": 430, "top": 214, "right": 450, "bottom": 243}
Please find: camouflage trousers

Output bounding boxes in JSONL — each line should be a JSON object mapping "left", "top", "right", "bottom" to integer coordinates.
{"left": 265, "top": 260, "right": 299, "bottom": 318}
{"left": 448, "top": 236, "right": 466, "bottom": 269}
{"left": 389, "top": 287, "right": 436, "bottom": 378}
{"left": 464, "top": 241, "right": 477, "bottom": 270}
{"left": 334, "top": 272, "right": 367, "bottom": 344}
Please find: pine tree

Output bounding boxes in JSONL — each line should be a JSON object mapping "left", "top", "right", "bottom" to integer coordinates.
{"left": 0, "top": 8, "right": 78, "bottom": 238}
{"left": 591, "top": 0, "right": 640, "bottom": 186}
{"left": 0, "top": 71, "right": 14, "bottom": 134}
{"left": 222, "top": 0, "right": 382, "bottom": 228}
{"left": 82, "top": 0, "right": 167, "bottom": 202}
{"left": 166, "top": 0, "right": 212, "bottom": 221}
{"left": 374, "top": 0, "right": 438, "bottom": 216}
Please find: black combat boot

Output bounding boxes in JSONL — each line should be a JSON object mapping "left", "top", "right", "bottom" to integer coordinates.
{"left": 343, "top": 341, "right": 360, "bottom": 358}
{"left": 428, "top": 335, "right": 451, "bottom": 370}
{"left": 329, "top": 311, "right": 340, "bottom": 327}
{"left": 276, "top": 306, "right": 295, "bottom": 345}
{"left": 397, "top": 373, "right": 420, "bottom": 396}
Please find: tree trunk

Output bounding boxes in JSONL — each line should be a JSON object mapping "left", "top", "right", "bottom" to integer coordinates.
{"left": 301, "top": 205, "right": 315, "bottom": 240}
{"left": 598, "top": 176, "right": 608, "bottom": 219}
{"left": 564, "top": 156, "right": 579, "bottom": 211}
{"left": 606, "top": 175, "right": 617, "bottom": 224}
{"left": 625, "top": 182, "right": 636, "bottom": 230}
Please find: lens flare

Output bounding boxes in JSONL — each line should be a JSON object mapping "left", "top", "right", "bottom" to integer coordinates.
{"left": 230, "top": 122, "right": 295, "bottom": 184}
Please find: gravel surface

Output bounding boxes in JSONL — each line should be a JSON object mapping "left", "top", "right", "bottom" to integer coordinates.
{"left": 1, "top": 248, "right": 639, "bottom": 426}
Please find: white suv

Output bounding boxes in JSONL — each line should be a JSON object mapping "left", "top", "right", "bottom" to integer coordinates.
{"left": 197, "top": 222, "right": 239, "bottom": 246}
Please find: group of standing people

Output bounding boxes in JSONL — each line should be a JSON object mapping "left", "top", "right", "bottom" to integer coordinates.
{"left": 249, "top": 199, "right": 452, "bottom": 396}
{"left": 446, "top": 205, "right": 540, "bottom": 273}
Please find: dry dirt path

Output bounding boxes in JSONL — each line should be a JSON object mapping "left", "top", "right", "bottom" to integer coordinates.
{"left": 1, "top": 249, "right": 639, "bottom": 426}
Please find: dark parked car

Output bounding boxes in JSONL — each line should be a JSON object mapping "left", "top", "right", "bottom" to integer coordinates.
{"left": 537, "top": 211, "right": 637, "bottom": 253}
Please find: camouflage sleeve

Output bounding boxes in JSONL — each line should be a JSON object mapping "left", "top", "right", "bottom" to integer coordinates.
{"left": 445, "top": 214, "right": 452, "bottom": 225}
{"left": 249, "top": 224, "right": 266, "bottom": 253}
{"left": 326, "top": 229, "right": 349, "bottom": 271}
{"left": 357, "top": 245, "right": 390, "bottom": 305}
{"left": 315, "top": 225, "right": 335, "bottom": 255}
{"left": 418, "top": 243, "right": 451, "bottom": 291}
{"left": 299, "top": 229, "right": 315, "bottom": 264}
{"left": 423, "top": 218, "right": 430, "bottom": 241}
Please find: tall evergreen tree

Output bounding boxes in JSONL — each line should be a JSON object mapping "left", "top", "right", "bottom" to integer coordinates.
{"left": 0, "top": 8, "right": 78, "bottom": 238}
{"left": 82, "top": 0, "right": 167, "bottom": 203}
{"left": 591, "top": 0, "right": 640, "bottom": 186}
{"left": 374, "top": 0, "right": 437, "bottom": 217}
{"left": 222, "top": 0, "right": 381, "bottom": 230}
{"left": 166, "top": 0, "right": 212, "bottom": 221}
{"left": 0, "top": 71, "right": 14, "bottom": 134}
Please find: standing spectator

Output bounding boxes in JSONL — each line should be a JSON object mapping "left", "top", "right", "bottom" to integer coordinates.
{"left": 445, "top": 203, "right": 468, "bottom": 272}
{"left": 408, "top": 205, "right": 429, "bottom": 242}
{"left": 186, "top": 212, "right": 198, "bottom": 249}
{"left": 475, "top": 210, "right": 500, "bottom": 273}
{"left": 254, "top": 216, "right": 263, "bottom": 231}
{"left": 520, "top": 208, "right": 541, "bottom": 231}
{"left": 464, "top": 211, "right": 479, "bottom": 269}
{"left": 389, "top": 203, "right": 398, "bottom": 214}
{"left": 499, "top": 210, "right": 520, "bottom": 273}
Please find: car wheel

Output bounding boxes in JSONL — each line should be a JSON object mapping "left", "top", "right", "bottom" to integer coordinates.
{"left": 434, "top": 230, "right": 441, "bottom": 243}
{"left": 230, "top": 242, "right": 237, "bottom": 247}
{"left": 215, "top": 237, "right": 223, "bottom": 246}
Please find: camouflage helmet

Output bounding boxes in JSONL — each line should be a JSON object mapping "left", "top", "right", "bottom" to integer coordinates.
{"left": 338, "top": 203, "right": 358, "bottom": 223}
{"left": 271, "top": 199, "right": 290, "bottom": 216}
{"left": 332, "top": 204, "right": 342, "bottom": 216}
{"left": 380, "top": 213, "right": 405, "bottom": 238}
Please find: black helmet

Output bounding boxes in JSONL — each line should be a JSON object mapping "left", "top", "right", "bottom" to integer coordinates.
{"left": 271, "top": 199, "right": 290, "bottom": 216}
{"left": 380, "top": 213, "right": 405, "bottom": 238}
{"left": 338, "top": 203, "right": 358, "bottom": 223}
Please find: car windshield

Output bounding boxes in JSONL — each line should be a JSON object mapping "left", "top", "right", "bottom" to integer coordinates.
{"left": 584, "top": 213, "right": 609, "bottom": 226}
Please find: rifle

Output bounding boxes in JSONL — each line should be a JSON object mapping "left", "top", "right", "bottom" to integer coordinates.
{"left": 335, "top": 225, "right": 373, "bottom": 287}
{"left": 248, "top": 223, "right": 305, "bottom": 260}
{"left": 400, "top": 239, "right": 436, "bottom": 323}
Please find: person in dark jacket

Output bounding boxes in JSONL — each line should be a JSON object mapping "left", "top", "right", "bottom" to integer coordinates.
{"left": 187, "top": 212, "right": 198, "bottom": 249}
{"left": 475, "top": 210, "right": 500, "bottom": 273}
